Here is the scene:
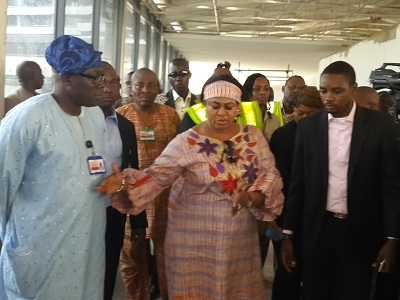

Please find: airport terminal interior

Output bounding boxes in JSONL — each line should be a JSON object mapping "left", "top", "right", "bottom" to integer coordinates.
{"left": 2, "top": 1, "right": 400, "bottom": 300}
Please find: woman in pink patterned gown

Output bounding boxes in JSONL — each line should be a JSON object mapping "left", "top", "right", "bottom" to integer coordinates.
{"left": 98, "top": 73, "right": 284, "bottom": 300}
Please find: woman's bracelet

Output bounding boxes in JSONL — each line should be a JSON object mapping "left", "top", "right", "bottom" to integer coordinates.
{"left": 116, "top": 178, "right": 126, "bottom": 193}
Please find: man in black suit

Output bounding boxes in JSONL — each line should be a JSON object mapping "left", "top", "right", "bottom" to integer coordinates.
{"left": 281, "top": 61, "right": 400, "bottom": 300}
{"left": 156, "top": 58, "right": 199, "bottom": 133}
{"left": 100, "top": 61, "right": 147, "bottom": 300}
{"left": 269, "top": 86, "right": 323, "bottom": 300}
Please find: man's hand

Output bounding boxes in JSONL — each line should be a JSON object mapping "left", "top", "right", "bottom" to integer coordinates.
{"left": 372, "top": 239, "right": 400, "bottom": 273}
{"left": 281, "top": 238, "right": 297, "bottom": 273}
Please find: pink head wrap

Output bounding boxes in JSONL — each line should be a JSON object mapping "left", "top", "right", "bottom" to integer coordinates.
{"left": 203, "top": 80, "right": 242, "bottom": 102}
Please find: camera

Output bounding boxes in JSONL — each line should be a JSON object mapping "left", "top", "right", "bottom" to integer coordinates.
{"left": 369, "top": 63, "right": 400, "bottom": 121}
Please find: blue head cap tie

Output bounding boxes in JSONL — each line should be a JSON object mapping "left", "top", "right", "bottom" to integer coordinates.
{"left": 45, "top": 35, "right": 102, "bottom": 75}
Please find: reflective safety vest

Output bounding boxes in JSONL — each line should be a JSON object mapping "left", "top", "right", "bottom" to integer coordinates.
{"left": 272, "top": 101, "right": 285, "bottom": 126}
{"left": 186, "top": 101, "right": 263, "bottom": 131}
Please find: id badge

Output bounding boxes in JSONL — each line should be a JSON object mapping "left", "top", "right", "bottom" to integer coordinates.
{"left": 139, "top": 128, "right": 155, "bottom": 141}
{"left": 87, "top": 156, "right": 106, "bottom": 175}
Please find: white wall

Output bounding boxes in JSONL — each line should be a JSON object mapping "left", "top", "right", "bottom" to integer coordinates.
{"left": 189, "top": 24, "right": 400, "bottom": 101}
{"left": 319, "top": 24, "right": 400, "bottom": 87}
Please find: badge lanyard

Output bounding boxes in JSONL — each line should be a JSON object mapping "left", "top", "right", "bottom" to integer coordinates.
{"left": 77, "top": 117, "right": 106, "bottom": 175}
{"left": 136, "top": 107, "right": 158, "bottom": 142}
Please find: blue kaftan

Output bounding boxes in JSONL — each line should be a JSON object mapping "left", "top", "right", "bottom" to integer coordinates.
{"left": 0, "top": 94, "right": 107, "bottom": 299}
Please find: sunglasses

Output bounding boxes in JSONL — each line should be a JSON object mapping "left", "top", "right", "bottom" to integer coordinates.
{"left": 168, "top": 71, "right": 191, "bottom": 78}
{"left": 220, "top": 140, "right": 238, "bottom": 164}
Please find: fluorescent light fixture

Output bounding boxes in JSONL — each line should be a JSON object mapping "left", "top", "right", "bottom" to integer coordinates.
{"left": 197, "top": 26, "right": 206, "bottom": 29}
{"left": 226, "top": 7, "right": 239, "bottom": 10}
{"left": 170, "top": 22, "right": 182, "bottom": 31}
{"left": 153, "top": 0, "right": 165, "bottom": 4}
{"left": 197, "top": 6, "right": 210, "bottom": 9}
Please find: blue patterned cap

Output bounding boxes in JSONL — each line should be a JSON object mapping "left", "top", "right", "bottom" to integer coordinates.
{"left": 45, "top": 35, "right": 102, "bottom": 75}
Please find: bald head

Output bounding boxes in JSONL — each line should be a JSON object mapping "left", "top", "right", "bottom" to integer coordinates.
{"left": 16, "top": 61, "right": 44, "bottom": 91}
{"left": 16, "top": 61, "right": 40, "bottom": 81}
{"left": 132, "top": 68, "right": 158, "bottom": 83}
{"left": 354, "top": 86, "right": 379, "bottom": 111}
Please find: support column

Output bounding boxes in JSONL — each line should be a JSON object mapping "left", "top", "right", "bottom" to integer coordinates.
{"left": 0, "top": 1, "right": 7, "bottom": 119}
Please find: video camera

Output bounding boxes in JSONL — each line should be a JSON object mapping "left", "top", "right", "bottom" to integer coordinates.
{"left": 369, "top": 63, "right": 400, "bottom": 121}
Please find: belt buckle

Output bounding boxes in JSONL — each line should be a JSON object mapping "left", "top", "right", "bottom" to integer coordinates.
{"left": 333, "top": 212, "right": 347, "bottom": 219}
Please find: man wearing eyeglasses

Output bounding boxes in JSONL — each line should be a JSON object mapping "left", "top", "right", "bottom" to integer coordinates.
{"left": 99, "top": 61, "right": 148, "bottom": 300}
{"left": 156, "top": 58, "right": 200, "bottom": 122}
{"left": 0, "top": 35, "right": 109, "bottom": 299}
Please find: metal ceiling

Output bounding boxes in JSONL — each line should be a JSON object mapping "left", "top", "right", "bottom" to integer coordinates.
{"left": 145, "top": 0, "right": 400, "bottom": 45}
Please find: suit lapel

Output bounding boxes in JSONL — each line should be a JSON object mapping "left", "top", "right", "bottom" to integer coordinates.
{"left": 348, "top": 107, "right": 368, "bottom": 185}
{"left": 189, "top": 93, "right": 198, "bottom": 106}
{"left": 116, "top": 113, "right": 128, "bottom": 168}
{"left": 319, "top": 112, "right": 329, "bottom": 188}
{"left": 165, "top": 90, "right": 175, "bottom": 108}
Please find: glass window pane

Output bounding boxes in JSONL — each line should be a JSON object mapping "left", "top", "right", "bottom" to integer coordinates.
{"left": 122, "top": 1, "right": 136, "bottom": 97}
{"left": 5, "top": 1, "right": 56, "bottom": 96}
{"left": 148, "top": 26, "right": 156, "bottom": 71}
{"left": 23, "top": 0, "right": 53, "bottom": 6}
{"left": 158, "top": 36, "right": 168, "bottom": 90}
{"left": 99, "top": 0, "right": 117, "bottom": 63}
{"left": 164, "top": 41, "right": 170, "bottom": 91}
{"left": 64, "top": 0, "right": 94, "bottom": 43}
{"left": 137, "top": 16, "right": 147, "bottom": 68}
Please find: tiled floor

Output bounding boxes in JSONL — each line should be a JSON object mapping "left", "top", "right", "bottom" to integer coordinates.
{"left": 113, "top": 243, "right": 275, "bottom": 300}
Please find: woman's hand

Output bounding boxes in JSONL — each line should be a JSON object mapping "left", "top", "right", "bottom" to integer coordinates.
{"left": 97, "top": 163, "right": 125, "bottom": 198}
{"left": 234, "top": 191, "right": 253, "bottom": 209}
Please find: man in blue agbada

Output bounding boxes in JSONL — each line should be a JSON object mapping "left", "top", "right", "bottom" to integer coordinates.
{"left": 0, "top": 35, "right": 108, "bottom": 299}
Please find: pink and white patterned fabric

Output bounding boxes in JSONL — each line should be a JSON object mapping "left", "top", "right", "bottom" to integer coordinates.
{"left": 113, "top": 124, "right": 284, "bottom": 299}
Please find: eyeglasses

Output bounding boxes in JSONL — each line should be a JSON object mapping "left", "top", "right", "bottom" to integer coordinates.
{"left": 168, "top": 71, "right": 191, "bottom": 78}
{"left": 134, "top": 82, "right": 159, "bottom": 90}
{"left": 79, "top": 73, "right": 106, "bottom": 82}
{"left": 220, "top": 140, "right": 238, "bottom": 164}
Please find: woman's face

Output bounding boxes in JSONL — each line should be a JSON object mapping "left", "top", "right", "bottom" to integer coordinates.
{"left": 205, "top": 97, "right": 240, "bottom": 130}
{"left": 293, "top": 104, "right": 321, "bottom": 123}
{"left": 252, "top": 77, "right": 271, "bottom": 107}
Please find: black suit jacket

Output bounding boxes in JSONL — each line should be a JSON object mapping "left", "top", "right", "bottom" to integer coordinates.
{"left": 270, "top": 120, "right": 297, "bottom": 198}
{"left": 117, "top": 113, "right": 138, "bottom": 170}
{"left": 164, "top": 89, "right": 198, "bottom": 109}
{"left": 283, "top": 106, "right": 400, "bottom": 262}
{"left": 116, "top": 113, "right": 147, "bottom": 228}
{"left": 104, "top": 113, "right": 146, "bottom": 300}
{"left": 269, "top": 120, "right": 297, "bottom": 226}
{"left": 164, "top": 89, "right": 199, "bottom": 134}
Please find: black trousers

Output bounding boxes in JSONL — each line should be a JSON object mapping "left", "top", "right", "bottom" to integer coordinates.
{"left": 372, "top": 269, "right": 400, "bottom": 300}
{"left": 302, "top": 212, "right": 373, "bottom": 300}
{"left": 104, "top": 207, "right": 148, "bottom": 300}
{"left": 272, "top": 235, "right": 303, "bottom": 300}
{"left": 104, "top": 207, "right": 127, "bottom": 300}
